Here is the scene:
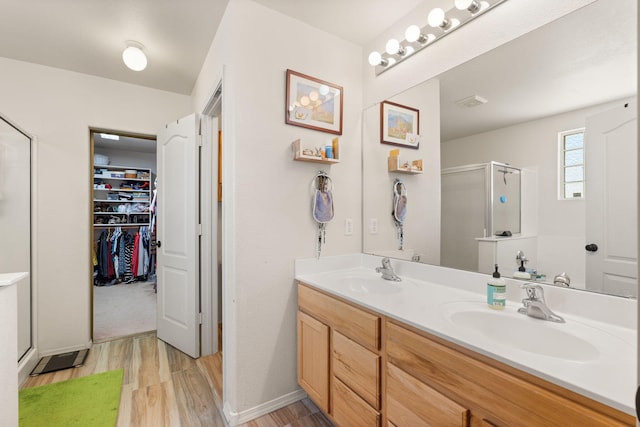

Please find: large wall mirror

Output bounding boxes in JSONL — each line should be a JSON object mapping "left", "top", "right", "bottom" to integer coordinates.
{"left": 0, "top": 115, "right": 33, "bottom": 361}
{"left": 363, "top": 0, "right": 637, "bottom": 298}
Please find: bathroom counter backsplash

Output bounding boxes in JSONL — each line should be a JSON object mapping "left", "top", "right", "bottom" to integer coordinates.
{"left": 294, "top": 253, "right": 637, "bottom": 416}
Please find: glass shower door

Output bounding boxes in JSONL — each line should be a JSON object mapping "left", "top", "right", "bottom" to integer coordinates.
{"left": 0, "top": 116, "right": 32, "bottom": 361}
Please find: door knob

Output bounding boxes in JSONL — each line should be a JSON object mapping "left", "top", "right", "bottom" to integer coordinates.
{"left": 157, "top": 240, "right": 162, "bottom": 248}
{"left": 585, "top": 243, "right": 598, "bottom": 252}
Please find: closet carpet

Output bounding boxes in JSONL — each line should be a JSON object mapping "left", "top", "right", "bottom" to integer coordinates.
{"left": 93, "top": 281, "right": 156, "bottom": 342}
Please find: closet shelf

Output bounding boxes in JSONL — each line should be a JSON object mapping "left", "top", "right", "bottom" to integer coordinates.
{"left": 94, "top": 212, "right": 150, "bottom": 215}
{"left": 94, "top": 199, "right": 149, "bottom": 203}
{"left": 93, "top": 163, "right": 153, "bottom": 229}
{"left": 93, "top": 175, "right": 149, "bottom": 181}
{"left": 93, "top": 187, "right": 150, "bottom": 192}
{"left": 93, "top": 223, "right": 148, "bottom": 227}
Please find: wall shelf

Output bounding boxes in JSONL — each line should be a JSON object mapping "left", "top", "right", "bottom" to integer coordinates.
{"left": 292, "top": 139, "right": 340, "bottom": 164}
{"left": 388, "top": 156, "right": 423, "bottom": 174}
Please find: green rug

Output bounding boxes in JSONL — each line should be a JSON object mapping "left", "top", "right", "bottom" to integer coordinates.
{"left": 19, "top": 369, "right": 123, "bottom": 427}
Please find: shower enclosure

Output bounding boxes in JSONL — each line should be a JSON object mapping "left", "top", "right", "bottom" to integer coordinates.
{"left": 441, "top": 161, "right": 521, "bottom": 271}
{"left": 0, "top": 115, "right": 32, "bottom": 366}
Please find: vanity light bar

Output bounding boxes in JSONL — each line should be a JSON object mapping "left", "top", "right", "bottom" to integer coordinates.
{"left": 369, "top": 0, "right": 508, "bottom": 76}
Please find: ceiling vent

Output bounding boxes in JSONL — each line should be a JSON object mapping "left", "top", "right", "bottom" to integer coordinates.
{"left": 455, "top": 95, "right": 488, "bottom": 108}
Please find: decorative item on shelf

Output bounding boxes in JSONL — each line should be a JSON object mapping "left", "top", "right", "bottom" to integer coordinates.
{"left": 380, "top": 101, "right": 420, "bottom": 148}
{"left": 292, "top": 139, "right": 340, "bottom": 164}
{"left": 368, "top": 0, "right": 508, "bottom": 75}
{"left": 388, "top": 149, "right": 423, "bottom": 174}
{"left": 285, "top": 69, "right": 343, "bottom": 135}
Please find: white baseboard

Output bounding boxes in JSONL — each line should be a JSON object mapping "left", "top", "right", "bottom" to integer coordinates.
{"left": 17, "top": 347, "right": 38, "bottom": 386}
{"left": 223, "top": 389, "right": 308, "bottom": 426}
{"left": 38, "top": 343, "right": 89, "bottom": 358}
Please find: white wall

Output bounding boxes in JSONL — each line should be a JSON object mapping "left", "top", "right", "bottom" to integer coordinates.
{"left": 441, "top": 98, "right": 629, "bottom": 287}
{"left": 363, "top": 79, "right": 441, "bottom": 265}
{"left": 0, "top": 57, "right": 191, "bottom": 355}
{"left": 192, "top": 0, "right": 363, "bottom": 419}
{"left": 95, "top": 147, "right": 157, "bottom": 174}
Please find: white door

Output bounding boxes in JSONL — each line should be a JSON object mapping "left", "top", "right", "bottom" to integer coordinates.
{"left": 156, "top": 113, "right": 201, "bottom": 357}
{"left": 585, "top": 101, "right": 637, "bottom": 297}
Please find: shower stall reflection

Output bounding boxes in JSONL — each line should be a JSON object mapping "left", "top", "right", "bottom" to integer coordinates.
{"left": 441, "top": 161, "right": 521, "bottom": 271}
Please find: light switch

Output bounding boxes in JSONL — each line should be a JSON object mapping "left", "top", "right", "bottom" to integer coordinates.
{"left": 370, "top": 218, "right": 378, "bottom": 234}
{"left": 345, "top": 218, "right": 353, "bottom": 235}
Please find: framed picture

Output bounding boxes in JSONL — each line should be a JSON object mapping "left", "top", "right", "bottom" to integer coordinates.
{"left": 380, "top": 100, "right": 420, "bottom": 148}
{"left": 285, "top": 69, "right": 343, "bottom": 135}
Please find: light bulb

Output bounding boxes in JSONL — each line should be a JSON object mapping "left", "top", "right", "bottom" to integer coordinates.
{"left": 122, "top": 42, "right": 147, "bottom": 71}
{"left": 455, "top": 0, "right": 481, "bottom": 13}
{"left": 428, "top": 8, "right": 450, "bottom": 29}
{"left": 385, "top": 38, "right": 401, "bottom": 55}
{"left": 368, "top": 51, "right": 382, "bottom": 66}
{"left": 405, "top": 25, "right": 421, "bottom": 43}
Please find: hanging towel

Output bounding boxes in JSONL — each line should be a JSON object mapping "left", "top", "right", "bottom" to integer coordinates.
{"left": 313, "top": 190, "right": 334, "bottom": 223}
{"left": 393, "top": 180, "right": 407, "bottom": 225}
{"left": 313, "top": 174, "right": 334, "bottom": 223}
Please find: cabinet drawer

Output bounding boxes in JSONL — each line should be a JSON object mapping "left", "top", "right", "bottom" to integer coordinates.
{"left": 387, "top": 363, "right": 469, "bottom": 427}
{"left": 298, "top": 283, "right": 380, "bottom": 351}
{"left": 332, "top": 377, "right": 380, "bottom": 427}
{"left": 386, "top": 321, "right": 634, "bottom": 427}
{"left": 332, "top": 331, "right": 380, "bottom": 409}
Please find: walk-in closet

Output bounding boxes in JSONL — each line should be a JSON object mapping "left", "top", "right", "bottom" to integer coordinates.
{"left": 91, "top": 131, "right": 157, "bottom": 341}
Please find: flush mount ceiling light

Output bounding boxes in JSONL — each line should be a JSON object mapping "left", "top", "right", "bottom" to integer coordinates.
{"left": 99, "top": 133, "right": 120, "bottom": 140}
{"left": 122, "top": 40, "right": 147, "bottom": 71}
{"left": 368, "top": 0, "right": 507, "bottom": 76}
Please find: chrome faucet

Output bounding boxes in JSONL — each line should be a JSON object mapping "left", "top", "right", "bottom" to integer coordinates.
{"left": 376, "top": 257, "right": 402, "bottom": 281}
{"left": 517, "top": 284, "right": 565, "bottom": 323}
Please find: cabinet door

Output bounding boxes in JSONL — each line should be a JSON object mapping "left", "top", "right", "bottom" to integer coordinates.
{"left": 297, "top": 310, "right": 329, "bottom": 413}
{"left": 387, "top": 363, "right": 469, "bottom": 427}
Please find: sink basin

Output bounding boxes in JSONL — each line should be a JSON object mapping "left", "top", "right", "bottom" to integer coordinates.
{"left": 320, "top": 270, "right": 404, "bottom": 294}
{"left": 441, "top": 302, "right": 602, "bottom": 361}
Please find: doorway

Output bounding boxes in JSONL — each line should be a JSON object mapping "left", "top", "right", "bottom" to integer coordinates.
{"left": 90, "top": 130, "right": 158, "bottom": 342}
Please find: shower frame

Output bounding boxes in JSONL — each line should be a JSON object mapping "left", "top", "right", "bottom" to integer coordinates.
{"left": 441, "top": 161, "right": 521, "bottom": 237}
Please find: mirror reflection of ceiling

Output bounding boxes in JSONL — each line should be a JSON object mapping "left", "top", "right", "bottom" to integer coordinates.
{"left": 438, "top": 0, "right": 636, "bottom": 141}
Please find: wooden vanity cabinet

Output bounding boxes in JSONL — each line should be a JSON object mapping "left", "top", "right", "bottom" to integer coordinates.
{"left": 297, "top": 282, "right": 634, "bottom": 427}
{"left": 386, "top": 320, "right": 634, "bottom": 427}
{"left": 298, "top": 283, "right": 382, "bottom": 426}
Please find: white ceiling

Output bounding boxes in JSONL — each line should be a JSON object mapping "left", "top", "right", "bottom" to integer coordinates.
{"left": 0, "top": 0, "right": 636, "bottom": 142}
{"left": 0, "top": 0, "right": 229, "bottom": 94}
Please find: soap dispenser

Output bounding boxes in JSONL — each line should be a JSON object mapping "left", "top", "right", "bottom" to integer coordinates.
{"left": 487, "top": 264, "right": 506, "bottom": 310}
{"left": 513, "top": 259, "right": 531, "bottom": 280}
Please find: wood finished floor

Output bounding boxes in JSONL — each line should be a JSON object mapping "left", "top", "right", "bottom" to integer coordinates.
{"left": 21, "top": 332, "right": 333, "bottom": 427}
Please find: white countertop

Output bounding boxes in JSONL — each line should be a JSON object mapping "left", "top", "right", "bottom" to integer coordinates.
{"left": 0, "top": 272, "right": 28, "bottom": 287}
{"left": 295, "top": 254, "right": 637, "bottom": 416}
